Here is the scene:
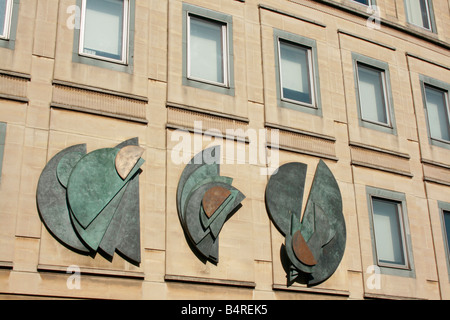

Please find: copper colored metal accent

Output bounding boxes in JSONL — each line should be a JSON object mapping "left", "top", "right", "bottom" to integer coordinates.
{"left": 202, "top": 186, "right": 231, "bottom": 218}
{"left": 293, "top": 230, "right": 317, "bottom": 266}
{"left": 115, "top": 145, "right": 145, "bottom": 179}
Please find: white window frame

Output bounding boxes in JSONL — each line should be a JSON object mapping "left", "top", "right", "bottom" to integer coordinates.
{"left": 0, "top": 0, "right": 13, "bottom": 40}
{"left": 369, "top": 196, "right": 410, "bottom": 270}
{"left": 405, "top": 0, "right": 433, "bottom": 31}
{"left": 356, "top": 62, "right": 392, "bottom": 128}
{"left": 186, "top": 13, "right": 229, "bottom": 88}
{"left": 424, "top": 84, "right": 450, "bottom": 144}
{"left": 78, "top": 0, "right": 130, "bottom": 64}
{"left": 277, "top": 38, "right": 316, "bottom": 109}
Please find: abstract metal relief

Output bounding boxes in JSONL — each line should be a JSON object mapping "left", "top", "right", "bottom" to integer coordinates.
{"left": 176, "top": 146, "right": 245, "bottom": 264}
{"left": 265, "top": 160, "right": 346, "bottom": 286}
{"left": 36, "top": 138, "right": 144, "bottom": 265}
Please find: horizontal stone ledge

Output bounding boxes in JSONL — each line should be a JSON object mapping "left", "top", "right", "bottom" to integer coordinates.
{"left": 37, "top": 264, "right": 145, "bottom": 280}
{"left": 338, "top": 29, "right": 397, "bottom": 51}
{"left": 406, "top": 53, "right": 450, "bottom": 71}
{"left": 265, "top": 122, "right": 336, "bottom": 142}
{"left": 165, "top": 274, "right": 256, "bottom": 289}
{"left": 0, "top": 69, "right": 31, "bottom": 80}
{"left": 0, "top": 261, "right": 13, "bottom": 269}
{"left": 364, "top": 292, "right": 424, "bottom": 300}
{"left": 259, "top": 4, "right": 327, "bottom": 28}
{"left": 265, "top": 123, "right": 338, "bottom": 161}
{"left": 51, "top": 103, "right": 149, "bottom": 124}
{"left": 0, "top": 93, "right": 29, "bottom": 103}
{"left": 423, "top": 177, "right": 450, "bottom": 187}
{"left": 166, "top": 124, "right": 250, "bottom": 143}
{"left": 351, "top": 160, "right": 414, "bottom": 178}
{"left": 270, "top": 144, "right": 339, "bottom": 162}
{"left": 167, "top": 102, "right": 250, "bottom": 124}
{"left": 52, "top": 79, "right": 148, "bottom": 102}
{"left": 421, "top": 158, "right": 450, "bottom": 170}
{"left": 272, "top": 284, "right": 349, "bottom": 297}
{"left": 349, "top": 141, "right": 410, "bottom": 159}
{"left": 0, "top": 71, "right": 29, "bottom": 102}
{"left": 422, "top": 159, "right": 450, "bottom": 186}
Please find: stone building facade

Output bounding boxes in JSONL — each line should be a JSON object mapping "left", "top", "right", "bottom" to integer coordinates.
{"left": 0, "top": 0, "right": 449, "bottom": 300}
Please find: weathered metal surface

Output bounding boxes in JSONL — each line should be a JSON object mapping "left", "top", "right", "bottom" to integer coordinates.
{"left": 176, "top": 146, "right": 246, "bottom": 264}
{"left": 265, "top": 160, "right": 346, "bottom": 286}
{"left": 56, "top": 152, "right": 85, "bottom": 188}
{"left": 70, "top": 184, "right": 127, "bottom": 251}
{"left": 67, "top": 148, "right": 142, "bottom": 229}
{"left": 265, "top": 162, "right": 307, "bottom": 236}
{"left": 115, "top": 145, "right": 145, "bottom": 180}
{"left": 99, "top": 138, "right": 142, "bottom": 265}
{"left": 300, "top": 160, "right": 345, "bottom": 286}
{"left": 202, "top": 186, "right": 231, "bottom": 218}
{"left": 36, "top": 138, "right": 144, "bottom": 264}
{"left": 292, "top": 230, "right": 317, "bottom": 266}
{"left": 36, "top": 144, "right": 90, "bottom": 253}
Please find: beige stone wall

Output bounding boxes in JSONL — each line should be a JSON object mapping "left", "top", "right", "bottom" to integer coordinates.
{"left": 0, "top": 0, "right": 449, "bottom": 300}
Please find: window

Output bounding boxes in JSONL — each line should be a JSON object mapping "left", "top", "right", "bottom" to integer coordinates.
{"left": 371, "top": 197, "right": 409, "bottom": 268}
{"left": 182, "top": 3, "right": 234, "bottom": 95}
{"left": 274, "top": 30, "right": 322, "bottom": 116}
{"left": 439, "top": 202, "right": 450, "bottom": 277}
{"left": 356, "top": 63, "right": 391, "bottom": 127}
{"left": 79, "top": 0, "right": 129, "bottom": 64}
{"left": 420, "top": 76, "right": 450, "bottom": 149}
{"left": 366, "top": 187, "right": 415, "bottom": 277}
{"left": 424, "top": 85, "right": 450, "bottom": 143}
{"left": 442, "top": 210, "right": 450, "bottom": 256}
{"left": 278, "top": 40, "right": 314, "bottom": 106}
{"left": 352, "top": 53, "right": 396, "bottom": 134}
{"left": 187, "top": 14, "right": 228, "bottom": 87}
{"left": 405, "top": 0, "right": 433, "bottom": 31}
{"left": 352, "top": 0, "right": 371, "bottom": 6}
{"left": 0, "top": 0, "right": 13, "bottom": 40}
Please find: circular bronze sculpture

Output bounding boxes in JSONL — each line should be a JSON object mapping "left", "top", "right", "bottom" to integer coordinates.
{"left": 265, "top": 160, "right": 346, "bottom": 286}
{"left": 176, "top": 146, "right": 245, "bottom": 264}
{"left": 36, "top": 138, "right": 144, "bottom": 265}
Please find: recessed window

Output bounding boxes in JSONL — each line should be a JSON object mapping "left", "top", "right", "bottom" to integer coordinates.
{"left": 366, "top": 187, "right": 415, "bottom": 278}
{"left": 0, "top": 0, "right": 13, "bottom": 40}
{"left": 182, "top": 4, "right": 234, "bottom": 95}
{"left": 424, "top": 85, "right": 450, "bottom": 143}
{"left": 371, "top": 197, "right": 409, "bottom": 268}
{"left": 274, "top": 30, "right": 322, "bottom": 116}
{"left": 79, "top": 0, "right": 129, "bottom": 64}
{"left": 352, "top": 0, "right": 371, "bottom": 6}
{"left": 356, "top": 63, "right": 391, "bottom": 127}
{"left": 439, "top": 202, "right": 450, "bottom": 277}
{"left": 278, "top": 40, "right": 314, "bottom": 107}
{"left": 443, "top": 210, "right": 450, "bottom": 256}
{"left": 405, "top": 0, "right": 433, "bottom": 31}
{"left": 187, "top": 14, "right": 229, "bottom": 87}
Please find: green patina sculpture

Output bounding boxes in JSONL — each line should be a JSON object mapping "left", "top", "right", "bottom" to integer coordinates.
{"left": 36, "top": 138, "right": 144, "bottom": 265}
{"left": 265, "top": 160, "right": 346, "bottom": 286}
{"left": 176, "top": 146, "right": 245, "bottom": 264}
